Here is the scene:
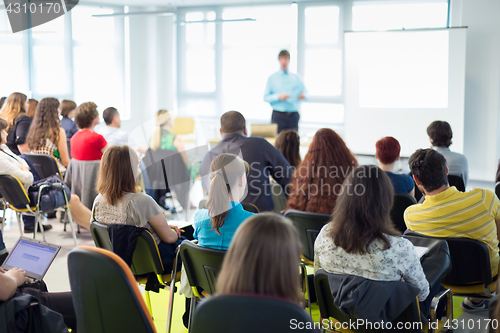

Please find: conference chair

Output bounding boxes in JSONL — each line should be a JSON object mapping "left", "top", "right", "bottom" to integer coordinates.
{"left": 405, "top": 230, "right": 497, "bottom": 299}
{"left": 495, "top": 182, "right": 500, "bottom": 200}
{"left": 90, "top": 221, "right": 180, "bottom": 328}
{"left": 23, "top": 153, "right": 64, "bottom": 179}
{"left": 68, "top": 246, "right": 157, "bottom": 333}
{"left": 269, "top": 182, "right": 287, "bottom": 213}
{"left": 0, "top": 195, "right": 7, "bottom": 233}
{"left": 64, "top": 159, "right": 100, "bottom": 210}
{"left": 314, "top": 269, "right": 422, "bottom": 333}
{"left": 284, "top": 209, "right": 331, "bottom": 316}
{"left": 250, "top": 123, "right": 278, "bottom": 145}
{"left": 171, "top": 117, "right": 195, "bottom": 143}
{"left": 448, "top": 174, "right": 465, "bottom": 192}
{"left": 190, "top": 294, "right": 318, "bottom": 333}
{"left": 390, "top": 193, "right": 416, "bottom": 233}
{"left": 0, "top": 175, "right": 78, "bottom": 245}
{"left": 179, "top": 240, "right": 226, "bottom": 330}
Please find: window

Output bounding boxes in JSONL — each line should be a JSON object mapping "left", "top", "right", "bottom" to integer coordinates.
{"left": 0, "top": 10, "right": 27, "bottom": 97}
{"left": 31, "top": 15, "right": 69, "bottom": 96}
{"left": 352, "top": 1, "right": 449, "bottom": 31}
{"left": 72, "top": 6, "right": 126, "bottom": 116}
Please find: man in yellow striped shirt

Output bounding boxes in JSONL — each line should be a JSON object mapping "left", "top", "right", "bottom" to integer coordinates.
{"left": 404, "top": 149, "right": 500, "bottom": 313}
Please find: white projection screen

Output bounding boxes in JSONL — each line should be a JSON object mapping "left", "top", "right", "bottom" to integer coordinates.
{"left": 344, "top": 28, "right": 467, "bottom": 157}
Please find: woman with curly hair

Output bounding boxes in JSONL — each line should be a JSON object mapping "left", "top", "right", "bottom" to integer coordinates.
{"left": 0, "top": 92, "right": 30, "bottom": 155}
{"left": 26, "top": 98, "right": 70, "bottom": 172}
{"left": 70, "top": 102, "right": 107, "bottom": 160}
{"left": 286, "top": 128, "right": 358, "bottom": 214}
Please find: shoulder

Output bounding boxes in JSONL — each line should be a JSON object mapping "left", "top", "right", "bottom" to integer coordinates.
{"left": 194, "top": 209, "right": 210, "bottom": 225}
{"left": 128, "top": 193, "right": 157, "bottom": 206}
{"left": 16, "top": 115, "right": 31, "bottom": 123}
{"left": 390, "top": 235, "right": 412, "bottom": 249}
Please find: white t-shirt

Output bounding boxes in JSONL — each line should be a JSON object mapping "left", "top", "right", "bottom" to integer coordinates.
{"left": 96, "top": 125, "right": 141, "bottom": 152}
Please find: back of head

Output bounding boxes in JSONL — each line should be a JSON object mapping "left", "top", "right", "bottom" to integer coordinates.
{"left": 97, "top": 145, "right": 139, "bottom": 206}
{"left": 275, "top": 130, "right": 301, "bottom": 169}
{"left": 27, "top": 97, "right": 60, "bottom": 150}
{"left": 328, "top": 165, "right": 398, "bottom": 254}
{"left": 0, "top": 118, "right": 8, "bottom": 145}
{"left": 375, "top": 136, "right": 401, "bottom": 165}
{"left": 207, "top": 153, "right": 248, "bottom": 234}
{"left": 216, "top": 213, "right": 302, "bottom": 304}
{"left": 220, "top": 111, "right": 245, "bottom": 135}
{"left": 75, "top": 102, "right": 99, "bottom": 129}
{"left": 27, "top": 99, "right": 38, "bottom": 119}
{"left": 150, "top": 109, "right": 172, "bottom": 151}
{"left": 0, "top": 92, "right": 28, "bottom": 131}
{"left": 409, "top": 148, "right": 448, "bottom": 193}
{"left": 427, "top": 120, "right": 452, "bottom": 147}
{"left": 60, "top": 100, "right": 77, "bottom": 118}
{"left": 103, "top": 107, "right": 119, "bottom": 126}
{"left": 0, "top": 97, "right": 6, "bottom": 110}
{"left": 286, "top": 128, "right": 358, "bottom": 214}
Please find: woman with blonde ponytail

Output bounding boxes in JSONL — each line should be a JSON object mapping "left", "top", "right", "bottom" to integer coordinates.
{"left": 149, "top": 109, "right": 189, "bottom": 165}
{"left": 193, "top": 153, "right": 254, "bottom": 250}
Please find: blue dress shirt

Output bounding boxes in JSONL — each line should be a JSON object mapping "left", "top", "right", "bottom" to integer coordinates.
{"left": 264, "top": 69, "right": 307, "bottom": 112}
{"left": 193, "top": 202, "right": 255, "bottom": 250}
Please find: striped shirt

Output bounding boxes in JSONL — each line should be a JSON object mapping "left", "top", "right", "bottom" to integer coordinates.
{"left": 404, "top": 187, "right": 500, "bottom": 277}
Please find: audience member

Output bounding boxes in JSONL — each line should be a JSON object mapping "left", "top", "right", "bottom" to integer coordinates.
{"left": 0, "top": 118, "right": 92, "bottom": 232}
{"left": 315, "top": 165, "right": 434, "bottom": 317}
{"left": 150, "top": 109, "right": 189, "bottom": 165}
{"left": 0, "top": 267, "right": 76, "bottom": 330}
{"left": 427, "top": 120, "right": 468, "bottom": 187}
{"left": 201, "top": 111, "right": 293, "bottom": 212}
{"left": 274, "top": 129, "right": 301, "bottom": 169}
{"left": 97, "top": 107, "right": 147, "bottom": 154}
{"left": 70, "top": 102, "right": 107, "bottom": 160}
{"left": 0, "top": 92, "right": 30, "bottom": 155}
{"left": 26, "top": 98, "right": 70, "bottom": 172}
{"left": 216, "top": 213, "right": 303, "bottom": 304}
{"left": 495, "top": 159, "right": 500, "bottom": 184}
{"left": 26, "top": 98, "right": 38, "bottom": 120}
{"left": 0, "top": 97, "right": 6, "bottom": 110}
{"left": 405, "top": 148, "right": 500, "bottom": 312}
{"left": 92, "top": 145, "right": 181, "bottom": 272}
{"left": 194, "top": 153, "right": 254, "bottom": 250}
{"left": 375, "top": 136, "right": 414, "bottom": 197}
{"left": 286, "top": 128, "right": 358, "bottom": 214}
{"left": 59, "top": 99, "right": 78, "bottom": 140}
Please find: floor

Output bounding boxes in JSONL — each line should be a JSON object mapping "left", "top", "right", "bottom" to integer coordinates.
{"left": 0, "top": 175, "right": 496, "bottom": 332}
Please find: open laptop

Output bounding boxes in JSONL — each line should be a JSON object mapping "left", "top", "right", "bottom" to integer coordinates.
{"left": 1, "top": 237, "right": 61, "bottom": 282}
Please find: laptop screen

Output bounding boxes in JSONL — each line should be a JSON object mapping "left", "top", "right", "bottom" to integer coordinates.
{"left": 4, "top": 238, "right": 60, "bottom": 278}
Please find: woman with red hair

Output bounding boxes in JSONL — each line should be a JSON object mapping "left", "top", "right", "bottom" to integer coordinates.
{"left": 375, "top": 136, "right": 414, "bottom": 198}
{"left": 286, "top": 128, "right": 358, "bottom": 214}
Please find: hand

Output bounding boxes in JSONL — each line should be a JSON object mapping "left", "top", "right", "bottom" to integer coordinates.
{"left": 21, "top": 164, "right": 30, "bottom": 172}
{"left": 298, "top": 92, "right": 305, "bottom": 100}
{"left": 279, "top": 94, "right": 290, "bottom": 101}
{"left": 171, "top": 226, "right": 181, "bottom": 239}
{"left": 5, "top": 268, "right": 30, "bottom": 286}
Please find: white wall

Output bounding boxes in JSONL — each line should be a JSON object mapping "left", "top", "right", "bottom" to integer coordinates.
{"left": 120, "top": 8, "right": 176, "bottom": 134}
{"left": 451, "top": 0, "right": 500, "bottom": 182}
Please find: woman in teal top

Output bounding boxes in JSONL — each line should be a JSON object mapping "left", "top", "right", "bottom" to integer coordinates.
{"left": 193, "top": 153, "right": 254, "bottom": 250}
{"left": 150, "top": 109, "right": 189, "bottom": 166}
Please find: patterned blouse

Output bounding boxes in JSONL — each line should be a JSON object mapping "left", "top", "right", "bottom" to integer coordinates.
{"left": 31, "top": 137, "right": 66, "bottom": 173}
{"left": 314, "top": 224, "right": 430, "bottom": 301}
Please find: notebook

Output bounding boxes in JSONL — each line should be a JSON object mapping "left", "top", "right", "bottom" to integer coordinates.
{"left": 414, "top": 246, "right": 429, "bottom": 259}
{"left": 1, "top": 237, "right": 61, "bottom": 282}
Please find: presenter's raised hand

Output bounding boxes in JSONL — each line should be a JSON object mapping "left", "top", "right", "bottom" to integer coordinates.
{"left": 279, "top": 94, "right": 290, "bottom": 101}
{"left": 298, "top": 92, "right": 305, "bottom": 100}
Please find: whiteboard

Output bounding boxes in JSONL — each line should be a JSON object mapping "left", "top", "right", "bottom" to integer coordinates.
{"left": 344, "top": 28, "right": 467, "bottom": 157}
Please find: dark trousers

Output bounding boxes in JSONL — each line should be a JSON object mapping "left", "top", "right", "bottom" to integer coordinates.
{"left": 21, "top": 288, "right": 76, "bottom": 330}
{"left": 271, "top": 110, "right": 300, "bottom": 133}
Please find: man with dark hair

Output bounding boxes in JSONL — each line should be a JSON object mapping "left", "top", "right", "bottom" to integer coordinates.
{"left": 264, "top": 50, "right": 307, "bottom": 133}
{"left": 200, "top": 111, "right": 293, "bottom": 212}
{"left": 405, "top": 148, "right": 500, "bottom": 312}
{"left": 96, "top": 107, "right": 146, "bottom": 154}
{"left": 427, "top": 120, "right": 468, "bottom": 186}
